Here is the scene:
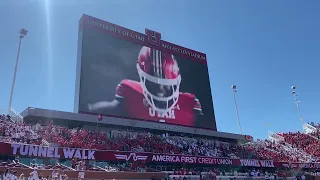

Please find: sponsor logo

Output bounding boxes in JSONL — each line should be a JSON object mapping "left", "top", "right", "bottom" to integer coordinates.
{"left": 114, "top": 153, "right": 148, "bottom": 161}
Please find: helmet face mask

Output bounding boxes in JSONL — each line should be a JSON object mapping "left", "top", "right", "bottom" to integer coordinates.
{"left": 137, "top": 47, "right": 181, "bottom": 113}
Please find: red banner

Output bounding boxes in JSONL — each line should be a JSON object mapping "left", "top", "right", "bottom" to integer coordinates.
{"left": 1, "top": 142, "right": 319, "bottom": 169}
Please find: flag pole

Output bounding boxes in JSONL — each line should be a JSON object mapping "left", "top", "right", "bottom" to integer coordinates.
{"left": 291, "top": 86, "right": 304, "bottom": 128}
{"left": 232, "top": 85, "right": 243, "bottom": 134}
{"left": 8, "top": 29, "right": 28, "bottom": 112}
{"left": 96, "top": 114, "right": 102, "bottom": 132}
{"left": 96, "top": 118, "right": 99, "bottom": 132}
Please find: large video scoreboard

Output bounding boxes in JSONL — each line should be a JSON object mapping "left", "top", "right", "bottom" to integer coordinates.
{"left": 74, "top": 14, "right": 217, "bottom": 130}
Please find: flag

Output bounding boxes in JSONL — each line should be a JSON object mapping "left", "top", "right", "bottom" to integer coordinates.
{"left": 96, "top": 114, "right": 103, "bottom": 132}
{"left": 19, "top": 28, "right": 28, "bottom": 36}
{"left": 98, "top": 114, "right": 103, "bottom": 121}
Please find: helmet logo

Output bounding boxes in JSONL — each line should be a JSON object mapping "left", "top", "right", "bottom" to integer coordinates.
{"left": 145, "top": 29, "right": 161, "bottom": 46}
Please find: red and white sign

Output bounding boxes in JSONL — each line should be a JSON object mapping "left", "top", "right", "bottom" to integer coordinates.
{"left": 0, "top": 142, "right": 319, "bottom": 169}
{"left": 239, "top": 159, "right": 275, "bottom": 168}
{"left": 11, "top": 143, "right": 95, "bottom": 160}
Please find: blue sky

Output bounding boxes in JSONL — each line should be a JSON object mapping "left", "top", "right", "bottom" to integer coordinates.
{"left": 0, "top": 0, "right": 320, "bottom": 139}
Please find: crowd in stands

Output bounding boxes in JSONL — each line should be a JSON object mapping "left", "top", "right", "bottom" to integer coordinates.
{"left": 167, "top": 168, "right": 308, "bottom": 180}
{"left": 3, "top": 115, "right": 320, "bottom": 164}
{"left": 1, "top": 165, "right": 69, "bottom": 180}
{"left": 0, "top": 114, "right": 41, "bottom": 145}
{"left": 36, "top": 124, "right": 320, "bottom": 163}
{"left": 2, "top": 116, "right": 320, "bottom": 180}
{"left": 25, "top": 123, "right": 276, "bottom": 162}
{"left": 280, "top": 132, "right": 320, "bottom": 160}
{"left": 36, "top": 125, "right": 266, "bottom": 160}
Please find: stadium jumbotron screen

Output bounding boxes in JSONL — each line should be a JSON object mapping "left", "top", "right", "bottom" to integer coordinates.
{"left": 75, "top": 14, "right": 216, "bottom": 130}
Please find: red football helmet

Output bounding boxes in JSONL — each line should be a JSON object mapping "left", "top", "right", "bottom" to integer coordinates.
{"left": 137, "top": 46, "right": 181, "bottom": 113}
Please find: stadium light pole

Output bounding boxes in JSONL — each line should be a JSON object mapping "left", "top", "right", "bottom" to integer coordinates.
{"left": 291, "top": 86, "right": 304, "bottom": 127}
{"left": 232, "top": 85, "right": 243, "bottom": 134}
{"left": 8, "top": 28, "right": 28, "bottom": 112}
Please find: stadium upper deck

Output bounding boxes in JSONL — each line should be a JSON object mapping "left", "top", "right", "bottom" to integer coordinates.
{"left": 20, "top": 107, "right": 248, "bottom": 143}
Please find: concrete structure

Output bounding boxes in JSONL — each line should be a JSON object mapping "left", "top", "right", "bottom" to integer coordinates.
{"left": 21, "top": 107, "right": 248, "bottom": 144}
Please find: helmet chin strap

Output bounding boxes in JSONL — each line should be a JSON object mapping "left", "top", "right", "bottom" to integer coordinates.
{"left": 143, "top": 88, "right": 179, "bottom": 114}
{"left": 153, "top": 107, "right": 173, "bottom": 114}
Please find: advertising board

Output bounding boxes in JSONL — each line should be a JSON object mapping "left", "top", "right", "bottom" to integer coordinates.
{"left": 3, "top": 142, "right": 319, "bottom": 169}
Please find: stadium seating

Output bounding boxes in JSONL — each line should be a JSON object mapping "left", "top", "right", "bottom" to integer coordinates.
{"left": 39, "top": 126, "right": 320, "bottom": 162}
{"left": 3, "top": 115, "right": 320, "bottom": 164}
{"left": 0, "top": 116, "right": 42, "bottom": 145}
{"left": 279, "top": 129, "right": 320, "bottom": 161}
{"left": 4, "top": 116, "right": 320, "bottom": 180}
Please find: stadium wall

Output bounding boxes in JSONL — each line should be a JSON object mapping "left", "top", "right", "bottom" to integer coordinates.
{"left": 21, "top": 107, "right": 246, "bottom": 141}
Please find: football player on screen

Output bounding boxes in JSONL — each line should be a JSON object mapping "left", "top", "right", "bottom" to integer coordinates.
{"left": 88, "top": 46, "right": 205, "bottom": 127}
